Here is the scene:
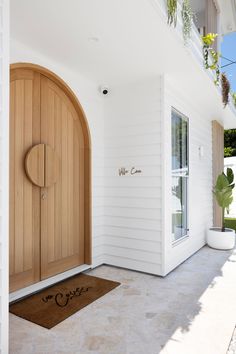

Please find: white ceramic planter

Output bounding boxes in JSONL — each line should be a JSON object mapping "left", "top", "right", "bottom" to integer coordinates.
{"left": 207, "top": 227, "right": 235, "bottom": 250}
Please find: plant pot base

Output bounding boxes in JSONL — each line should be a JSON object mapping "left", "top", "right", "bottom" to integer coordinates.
{"left": 207, "top": 227, "right": 235, "bottom": 250}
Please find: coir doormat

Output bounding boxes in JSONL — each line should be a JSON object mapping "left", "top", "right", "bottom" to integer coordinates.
{"left": 10, "top": 273, "right": 120, "bottom": 329}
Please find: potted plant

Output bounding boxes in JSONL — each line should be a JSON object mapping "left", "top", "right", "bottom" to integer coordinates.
{"left": 207, "top": 168, "right": 236, "bottom": 250}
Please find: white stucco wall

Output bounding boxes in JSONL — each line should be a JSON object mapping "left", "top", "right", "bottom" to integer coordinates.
{"left": 0, "top": 1, "right": 9, "bottom": 352}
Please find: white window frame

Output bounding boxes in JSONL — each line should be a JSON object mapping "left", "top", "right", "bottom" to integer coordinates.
{"left": 171, "top": 107, "right": 189, "bottom": 245}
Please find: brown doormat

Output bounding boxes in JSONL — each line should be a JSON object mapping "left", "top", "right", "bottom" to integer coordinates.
{"left": 10, "top": 273, "right": 120, "bottom": 329}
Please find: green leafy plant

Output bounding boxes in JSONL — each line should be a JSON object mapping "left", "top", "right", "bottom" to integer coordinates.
{"left": 202, "top": 33, "right": 218, "bottom": 46}
{"left": 167, "top": 0, "right": 178, "bottom": 27}
{"left": 181, "top": 0, "right": 193, "bottom": 44}
{"left": 224, "top": 146, "right": 235, "bottom": 157}
{"left": 224, "top": 129, "right": 236, "bottom": 157}
{"left": 221, "top": 73, "right": 231, "bottom": 108}
{"left": 231, "top": 92, "right": 236, "bottom": 108}
{"left": 213, "top": 168, "right": 235, "bottom": 232}
{"left": 202, "top": 33, "right": 220, "bottom": 85}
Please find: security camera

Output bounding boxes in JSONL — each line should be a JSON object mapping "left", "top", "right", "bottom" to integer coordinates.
{"left": 100, "top": 86, "right": 109, "bottom": 95}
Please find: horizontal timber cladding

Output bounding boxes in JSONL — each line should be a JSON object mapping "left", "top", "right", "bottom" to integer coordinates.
{"left": 163, "top": 77, "right": 213, "bottom": 274}
{"left": 104, "top": 78, "right": 163, "bottom": 275}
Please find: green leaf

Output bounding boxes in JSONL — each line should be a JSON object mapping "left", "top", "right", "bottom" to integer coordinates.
{"left": 215, "top": 173, "right": 229, "bottom": 190}
{"left": 226, "top": 167, "right": 234, "bottom": 184}
{"left": 213, "top": 169, "right": 235, "bottom": 211}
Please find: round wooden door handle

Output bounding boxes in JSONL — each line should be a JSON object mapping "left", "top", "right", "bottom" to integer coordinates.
{"left": 25, "top": 144, "right": 59, "bottom": 187}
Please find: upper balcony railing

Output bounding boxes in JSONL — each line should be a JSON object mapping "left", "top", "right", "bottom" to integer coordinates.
{"left": 190, "top": 0, "right": 219, "bottom": 50}
{"left": 150, "top": 0, "right": 236, "bottom": 115}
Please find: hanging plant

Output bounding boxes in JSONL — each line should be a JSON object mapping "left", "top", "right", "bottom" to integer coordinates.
{"left": 202, "top": 33, "right": 220, "bottom": 85}
{"left": 221, "top": 73, "right": 230, "bottom": 108}
{"left": 202, "top": 33, "right": 218, "bottom": 46}
{"left": 167, "top": 0, "right": 178, "bottom": 27}
{"left": 181, "top": 0, "right": 193, "bottom": 44}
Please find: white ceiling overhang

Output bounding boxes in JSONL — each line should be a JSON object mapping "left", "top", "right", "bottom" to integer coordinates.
{"left": 218, "top": 0, "right": 236, "bottom": 34}
{"left": 10, "top": 0, "right": 236, "bottom": 127}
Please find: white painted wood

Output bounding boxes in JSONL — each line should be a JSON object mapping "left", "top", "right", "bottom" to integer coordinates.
{"left": 104, "top": 255, "right": 162, "bottom": 275}
{"left": 0, "top": 0, "right": 9, "bottom": 352}
{"left": 104, "top": 78, "right": 163, "bottom": 275}
{"left": 162, "top": 76, "right": 213, "bottom": 275}
{"left": 9, "top": 264, "right": 91, "bottom": 302}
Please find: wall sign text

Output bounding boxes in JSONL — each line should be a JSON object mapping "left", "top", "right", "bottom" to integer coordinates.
{"left": 118, "top": 167, "right": 142, "bottom": 176}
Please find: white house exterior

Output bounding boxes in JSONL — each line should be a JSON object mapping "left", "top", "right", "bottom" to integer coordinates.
{"left": 1, "top": 0, "right": 236, "bottom": 352}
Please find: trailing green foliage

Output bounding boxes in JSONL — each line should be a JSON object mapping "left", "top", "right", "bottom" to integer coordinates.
{"left": 181, "top": 0, "right": 193, "bottom": 44}
{"left": 224, "top": 129, "right": 236, "bottom": 157}
{"left": 213, "top": 168, "right": 235, "bottom": 231}
{"left": 202, "top": 33, "right": 218, "bottom": 46}
{"left": 201, "top": 33, "right": 220, "bottom": 85}
{"left": 167, "top": 0, "right": 178, "bottom": 27}
{"left": 221, "top": 73, "right": 231, "bottom": 108}
{"left": 224, "top": 146, "right": 236, "bottom": 157}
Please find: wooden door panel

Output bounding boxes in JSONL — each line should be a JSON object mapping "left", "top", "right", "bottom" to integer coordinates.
{"left": 40, "top": 76, "right": 85, "bottom": 279}
{"left": 10, "top": 70, "right": 41, "bottom": 292}
{"left": 10, "top": 66, "right": 89, "bottom": 291}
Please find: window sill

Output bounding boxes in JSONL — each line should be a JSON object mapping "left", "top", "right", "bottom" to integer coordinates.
{"left": 172, "top": 234, "right": 189, "bottom": 247}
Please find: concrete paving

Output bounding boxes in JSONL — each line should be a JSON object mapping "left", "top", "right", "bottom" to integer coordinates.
{"left": 10, "top": 246, "right": 236, "bottom": 354}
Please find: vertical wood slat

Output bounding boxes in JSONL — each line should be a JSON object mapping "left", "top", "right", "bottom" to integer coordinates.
{"left": 212, "top": 120, "right": 224, "bottom": 227}
{"left": 9, "top": 81, "right": 15, "bottom": 276}
{"left": 10, "top": 64, "right": 91, "bottom": 289}
{"left": 54, "top": 95, "right": 62, "bottom": 261}
{"left": 14, "top": 80, "right": 24, "bottom": 274}
{"left": 68, "top": 111, "right": 74, "bottom": 257}
{"left": 32, "top": 72, "right": 41, "bottom": 285}
{"left": 40, "top": 76, "right": 85, "bottom": 280}
{"left": 10, "top": 70, "right": 41, "bottom": 292}
{"left": 23, "top": 80, "right": 33, "bottom": 271}
{"left": 61, "top": 102, "right": 68, "bottom": 258}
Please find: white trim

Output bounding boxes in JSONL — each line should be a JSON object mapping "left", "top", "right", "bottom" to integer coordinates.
{"left": 1, "top": 0, "right": 9, "bottom": 353}
{"left": 160, "top": 75, "right": 166, "bottom": 276}
{"left": 10, "top": 264, "right": 91, "bottom": 302}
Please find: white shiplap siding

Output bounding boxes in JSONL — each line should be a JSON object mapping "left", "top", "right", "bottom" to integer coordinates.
{"left": 104, "top": 78, "right": 163, "bottom": 275}
{"left": 0, "top": 0, "right": 9, "bottom": 352}
{"left": 163, "top": 77, "right": 213, "bottom": 275}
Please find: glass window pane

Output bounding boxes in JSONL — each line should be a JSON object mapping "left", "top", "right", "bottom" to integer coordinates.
{"left": 172, "top": 176, "right": 188, "bottom": 241}
{"left": 171, "top": 111, "right": 188, "bottom": 173}
{"left": 171, "top": 108, "right": 189, "bottom": 243}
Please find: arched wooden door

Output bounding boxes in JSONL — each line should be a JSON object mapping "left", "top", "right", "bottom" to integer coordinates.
{"left": 10, "top": 64, "right": 91, "bottom": 292}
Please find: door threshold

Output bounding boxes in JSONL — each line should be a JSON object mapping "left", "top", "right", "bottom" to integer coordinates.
{"left": 9, "top": 264, "right": 91, "bottom": 303}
